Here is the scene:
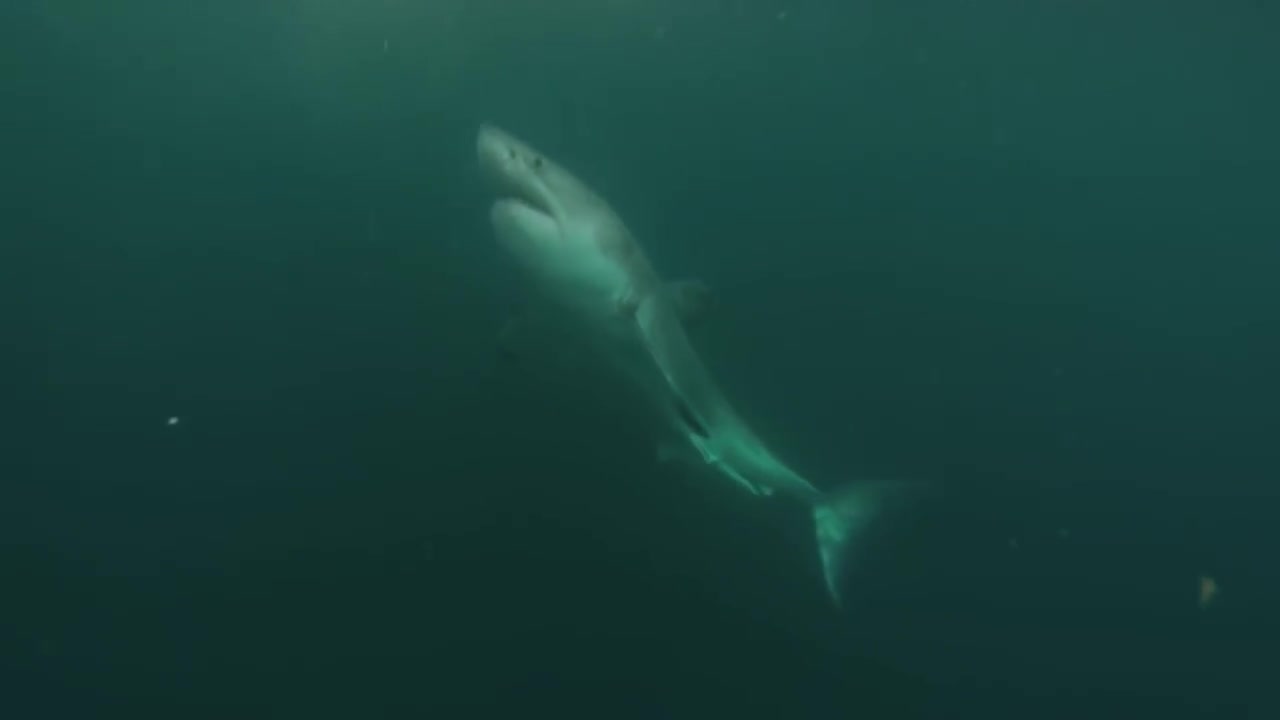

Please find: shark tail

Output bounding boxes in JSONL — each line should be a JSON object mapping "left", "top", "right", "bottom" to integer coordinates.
{"left": 812, "top": 480, "right": 909, "bottom": 608}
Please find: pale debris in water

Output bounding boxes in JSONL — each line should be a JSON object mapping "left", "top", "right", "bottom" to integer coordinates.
{"left": 167, "top": 416, "right": 181, "bottom": 426}
{"left": 1198, "top": 575, "right": 1219, "bottom": 610}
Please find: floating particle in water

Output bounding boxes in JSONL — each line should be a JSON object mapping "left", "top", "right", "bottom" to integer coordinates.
{"left": 167, "top": 416, "right": 181, "bottom": 427}
{"left": 1198, "top": 575, "right": 1218, "bottom": 610}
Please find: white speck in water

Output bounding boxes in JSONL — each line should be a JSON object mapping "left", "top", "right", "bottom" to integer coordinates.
{"left": 383, "top": 39, "right": 389, "bottom": 54}
{"left": 167, "top": 416, "right": 181, "bottom": 426}
{"left": 777, "top": 10, "right": 789, "bottom": 21}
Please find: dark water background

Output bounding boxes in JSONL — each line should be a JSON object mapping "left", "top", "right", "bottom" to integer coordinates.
{"left": 4, "top": 1, "right": 1278, "bottom": 717}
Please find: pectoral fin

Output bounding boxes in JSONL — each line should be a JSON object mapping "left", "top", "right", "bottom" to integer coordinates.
{"left": 656, "top": 439, "right": 694, "bottom": 465}
{"left": 495, "top": 308, "right": 582, "bottom": 370}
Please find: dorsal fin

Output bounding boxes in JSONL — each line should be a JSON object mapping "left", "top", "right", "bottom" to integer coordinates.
{"left": 666, "top": 279, "right": 715, "bottom": 328}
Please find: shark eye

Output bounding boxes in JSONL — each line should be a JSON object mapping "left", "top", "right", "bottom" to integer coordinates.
{"left": 532, "top": 156, "right": 543, "bottom": 169}
{"left": 507, "top": 148, "right": 516, "bottom": 160}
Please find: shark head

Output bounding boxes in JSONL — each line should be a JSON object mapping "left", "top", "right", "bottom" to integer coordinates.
{"left": 477, "top": 124, "right": 654, "bottom": 316}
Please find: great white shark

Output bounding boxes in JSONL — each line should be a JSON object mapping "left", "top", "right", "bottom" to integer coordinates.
{"left": 477, "top": 124, "right": 900, "bottom": 606}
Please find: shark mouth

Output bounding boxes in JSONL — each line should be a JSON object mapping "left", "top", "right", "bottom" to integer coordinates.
{"left": 478, "top": 126, "right": 558, "bottom": 221}
{"left": 486, "top": 164, "right": 561, "bottom": 234}
{"left": 497, "top": 179, "right": 554, "bottom": 220}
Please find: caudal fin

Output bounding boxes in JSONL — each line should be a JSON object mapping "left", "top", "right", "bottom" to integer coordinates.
{"left": 813, "top": 480, "right": 914, "bottom": 608}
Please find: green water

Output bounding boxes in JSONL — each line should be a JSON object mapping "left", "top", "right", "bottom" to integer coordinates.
{"left": 5, "top": 1, "right": 1277, "bottom": 717}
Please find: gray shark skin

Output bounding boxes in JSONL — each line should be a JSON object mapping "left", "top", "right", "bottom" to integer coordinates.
{"left": 476, "top": 124, "right": 895, "bottom": 606}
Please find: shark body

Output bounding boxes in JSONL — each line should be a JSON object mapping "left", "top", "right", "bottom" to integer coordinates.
{"left": 477, "top": 124, "right": 890, "bottom": 605}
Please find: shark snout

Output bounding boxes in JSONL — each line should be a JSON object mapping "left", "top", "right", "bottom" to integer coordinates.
{"left": 476, "top": 124, "right": 518, "bottom": 186}
{"left": 476, "top": 124, "right": 511, "bottom": 165}
{"left": 477, "top": 124, "right": 543, "bottom": 181}
{"left": 476, "top": 124, "right": 562, "bottom": 224}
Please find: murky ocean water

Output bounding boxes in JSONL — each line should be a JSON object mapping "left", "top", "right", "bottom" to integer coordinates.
{"left": 5, "top": 2, "right": 1276, "bottom": 717}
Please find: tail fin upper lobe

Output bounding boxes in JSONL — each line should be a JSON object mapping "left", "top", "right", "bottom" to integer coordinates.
{"left": 813, "top": 480, "right": 914, "bottom": 608}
